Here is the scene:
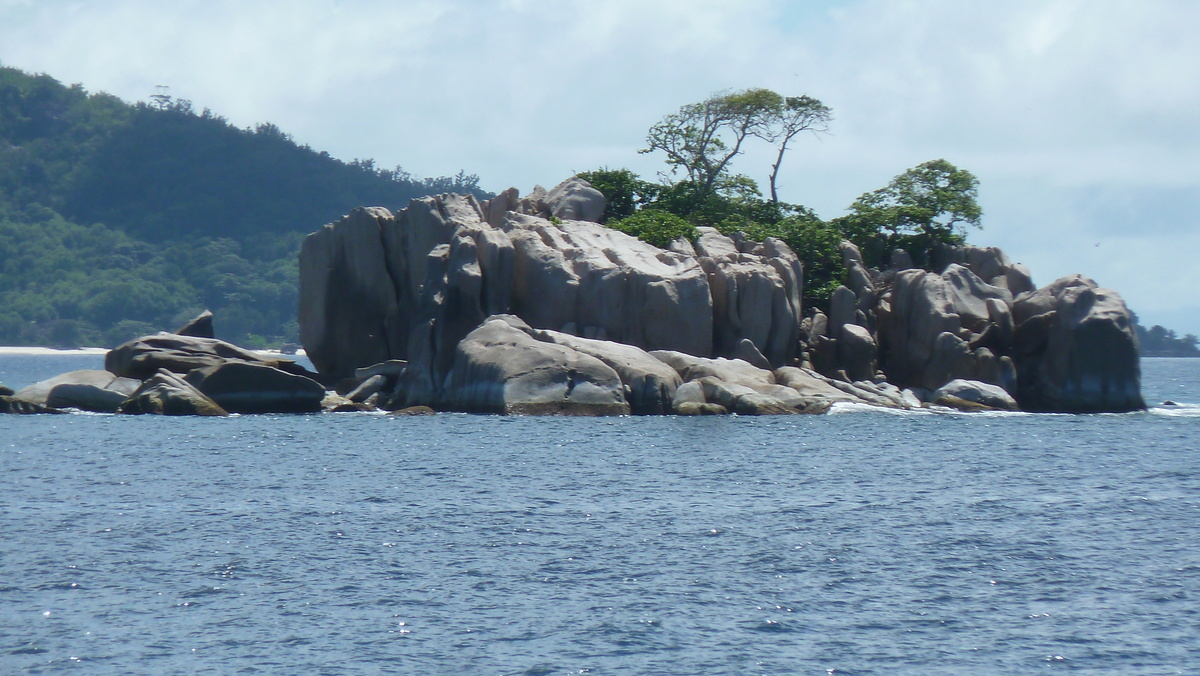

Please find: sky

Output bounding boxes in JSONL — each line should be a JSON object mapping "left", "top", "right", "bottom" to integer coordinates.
{"left": 2, "top": 0, "right": 1198, "bottom": 335}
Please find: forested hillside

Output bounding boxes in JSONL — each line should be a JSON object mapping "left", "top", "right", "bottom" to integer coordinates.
{"left": 0, "top": 65, "right": 486, "bottom": 347}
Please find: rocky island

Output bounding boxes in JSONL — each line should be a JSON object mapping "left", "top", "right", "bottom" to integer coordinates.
{"left": 2, "top": 176, "right": 1144, "bottom": 417}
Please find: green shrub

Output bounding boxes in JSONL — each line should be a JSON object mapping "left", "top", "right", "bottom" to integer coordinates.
{"left": 606, "top": 209, "right": 697, "bottom": 249}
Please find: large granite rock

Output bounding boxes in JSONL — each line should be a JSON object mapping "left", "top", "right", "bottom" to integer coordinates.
{"left": 692, "top": 228, "right": 803, "bottom": 367}
{"left": 1012, "top": 275, "right": 1144, "bottom": 412}
{"left": 543, "top": 177, "right": 606, "bottom": 222}
{"left": 439, "top": 315, "right": 630, "bottom": 415}
{"left": 183, "top": 362, "right": 325, "bottom": 414}
{"left": 119, "top": 370, "right": 227, "bottom": 416}
{"left": 13, "top": 370, "right": 136, "bottom": 406}
{"left": 528, "top": 328, "right": 682, "bottom": 415}
{"left": 503, "top": 213, "right": 712, "bottom": 357}
{"left": 106, "top": 333, "right": 310, "bottom": 381}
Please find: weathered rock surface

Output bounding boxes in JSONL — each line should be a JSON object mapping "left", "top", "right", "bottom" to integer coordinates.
{"left": 120, "top": 370, "right": 227, "bottom": 416}
{"left": 542, "top": 177, "right": 606, "bottom": 222}
{"left": 504, "top": 213, "right": 712, "bottom": 357}
{"left": 1011, "top": 274, "right": 1144, "bottom": 412}
{"left": 693, "top": 228, "right": 802, "bottom": 367}
{"left": 183, "top": 362, "right": 325, "bottom": 414}
{"left": 439, "top": 315, "right": 630, "bottom": 415}
{"left": 875, "top": 264, "right": 1013, "bottom": 390}
{"left": 529, "top": 328, "right": 682, "bottom": 415}
{"left": 106, "top": 334, "right": 310, "bottom": 381}
{"left": 293, "top": 179, "right": 1144, "bottom": 416}
{"left": 0, "top": 384, "right": 14, "bottom": 396}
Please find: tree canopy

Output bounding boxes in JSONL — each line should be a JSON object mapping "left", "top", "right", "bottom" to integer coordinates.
{"left": 640, "top": 88, "right": 830, "bottom": 208}
{"left": 587, "top": 92, "right": 982, "bottom": 310}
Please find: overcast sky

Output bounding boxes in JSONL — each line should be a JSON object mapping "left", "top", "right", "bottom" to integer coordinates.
{"left": 2, "top": 0, "right": 1198, "bottom": 334}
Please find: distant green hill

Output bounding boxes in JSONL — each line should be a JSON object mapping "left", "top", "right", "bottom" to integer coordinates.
{"left": 0, "top": 65, "right": 487, "bottom": 348}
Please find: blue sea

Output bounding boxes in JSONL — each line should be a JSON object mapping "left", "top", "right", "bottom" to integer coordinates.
{"left": 3, "top": 352, "right": 1199, "bottom": 674}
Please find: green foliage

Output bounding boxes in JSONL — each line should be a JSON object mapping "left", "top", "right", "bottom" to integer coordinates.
{"left": 835, "top": 159, "right": 981, "bottom": 267}
{"left": 575, "top": 168, "right": 659, "bottom": 221}
{"left": 640, "top": 88, "right": 830, "bottom": 204}
{"left": 0, "top": 65, "right": 488, "bottom": 347}
{"left": 606, "top": 209, "right": 697, "bottom": 249}
{"left": 1132, "top": 312, "right": 1200, "bottom": 357}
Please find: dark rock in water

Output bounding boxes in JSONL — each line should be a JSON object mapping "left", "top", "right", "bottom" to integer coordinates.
{"left": 175, "top": 310, "right": 215, "bottom": 339}
{"left": 439, "top": 315, "right": 630, "bottom": 415}
{"left": 390, "top": 405, "right": 436, "bottom": 416}
{"left": 674, "top": 401, "right": 727, "bottom": 416}
{"left": 119, "top": 370, "right": 227, "bottom": 416}
{"left": 330, "top": 401, "right": 376, "bottom": 412}
{"left": 1163, "top": 400, "right": 1178, "bottom": 407}
{"left": 183, "top": 362, "right": 325, "bottom": 414}
{"left": 1012, "top": 274, "right": 1144, "bottom": 413}
{"left": 0, "top": 384, "right": 13, "bottom": 397}
{"left": 106, "top": 333, "right": 314, "bottom": 381}
{"left": 279, "top": 343, "right": 301, "bottom": 355}
{"left": 1, "top": 395, "right": 66, "bottom": 414}
{"left": 47, "top": 384, "right": 130, "bottom": 413}
{"left": 13, "top": 370, "right": 136, "bottom": 407}
{"left": 933, "top": 394, "right": 998, "bottom": 412}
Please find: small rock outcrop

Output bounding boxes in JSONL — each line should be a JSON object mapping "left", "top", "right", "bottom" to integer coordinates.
{"left": 934, "top": 379, "right": 1019, "bottom": 411}
{"left": 175, "top": 310, "right": 216, "bottom": 339}
{"left": 119, "top": 370, "right": 228, "bottom": 416}
{"left": 183, "top": 362, "right": 325, "bottom": 414}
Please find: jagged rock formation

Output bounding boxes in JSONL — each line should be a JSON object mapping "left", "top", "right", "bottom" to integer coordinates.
{"left": 804, "top": 242, "right": 1143, "bottom": 413}
{"left": 298, "top": 177, "right": 803, "bottom": 400}
{"left": 295, "top": 177, "right": 1142, "bottom": 415}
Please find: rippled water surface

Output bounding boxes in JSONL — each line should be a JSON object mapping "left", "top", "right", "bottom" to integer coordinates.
{"left": 3, "top": 355, "right": 1200, "bottom": 674}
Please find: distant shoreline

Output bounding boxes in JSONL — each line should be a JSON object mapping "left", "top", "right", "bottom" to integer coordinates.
{"left": 0, "top": 346, "right": 306, "bottom": 357}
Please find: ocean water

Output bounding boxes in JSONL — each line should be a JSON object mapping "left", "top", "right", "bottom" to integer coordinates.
{"left": 2, "top": 354, "right": 1199, "bottom": 674}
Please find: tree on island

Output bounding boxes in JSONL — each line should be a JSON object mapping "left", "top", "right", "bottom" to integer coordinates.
{"left": 582, "top": 88, "right": 978, "bottom": 309}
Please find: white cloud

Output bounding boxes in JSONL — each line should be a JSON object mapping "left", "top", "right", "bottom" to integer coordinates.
{"left": 1, "top": 0, "right": 1197, "bottom": 332}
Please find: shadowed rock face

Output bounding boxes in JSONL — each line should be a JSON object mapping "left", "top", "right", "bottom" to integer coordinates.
{"left": 183, "top": 362, "right": 325, "bottom": 414}
{"left": 1012, "top": 275, "right": 1144, "bottom": 413}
